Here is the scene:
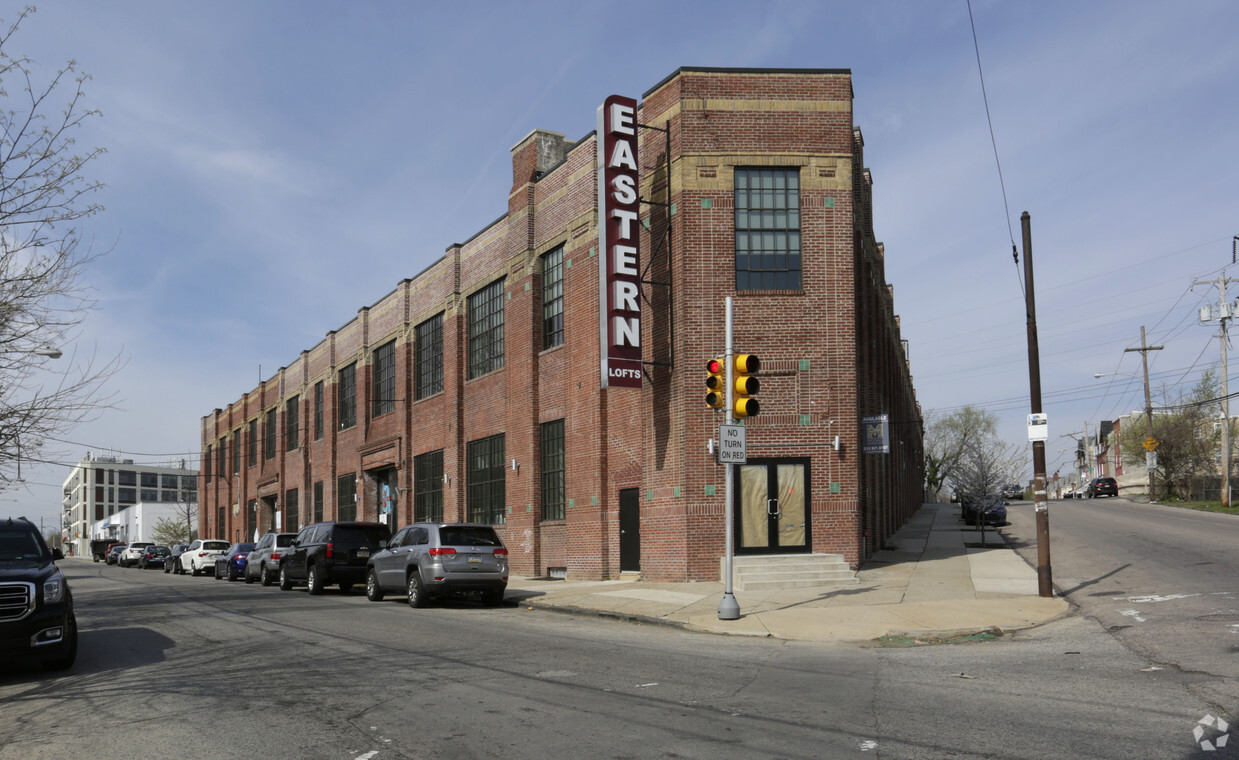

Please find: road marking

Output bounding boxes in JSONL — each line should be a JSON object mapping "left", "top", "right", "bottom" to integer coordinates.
{"left": 1122, "top": 593, "right": 1200, "bottom": 603}
{"left": 1120, "top": 609, "right": 1147, "bottom": 623}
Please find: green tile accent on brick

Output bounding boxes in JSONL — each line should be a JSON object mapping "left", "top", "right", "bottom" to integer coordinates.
{"left": 705, "top": 484, "right": 716, "bottom": 496}
{"left": 670, "top": 203, "right": 677, "bottom": 215}
{"left": 592, "top": 496, "right": 597, "bottom": 505}
{"left": 590, "top": 246, "right": 596, "bottom": 257}
{"left": 524, "top": 282, "right": 530, "bottom": 292}
{"left": 506, "top": 292, "right": 512, "bottom": 300}
{"left": 569, "top": 498, "right": 574, "bottom": 510}
{"left": 800, "top": 414, "right": 812, "bottom": 426}
{"left": 526, "top": 504, "right": 531, "bottom": 513}
{"left": 642, "top": 217, "right": 651, "bottom": 229}
{"left": 799, "top": 359, "right": 811, "bottom": 371}
{"left": 647, "top": 489, "right": 654, "bottom": 500}
{"left": 824, "top": 197, "right": 835, "bottom": 208}
{"left": 673, "top": 486, "right": 680, "bottom": 498}
{"left": 701, "top": 198, "right": 712, "bottom": 209}
{"left": 566, "top": 259, "right": 572, "bottom": 269}
{"left": 507, "top": 504, "right": 513, "bottom": 513}
{"left": 831, "top": 482, "right": 841, "bottom": 493}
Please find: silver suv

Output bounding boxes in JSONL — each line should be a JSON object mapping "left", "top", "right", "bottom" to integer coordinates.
{"left": 365, "top": 523, "right": 508, "bottom": 608}
{"left": 244, "top": 531, "right": 297, "bottom": 586}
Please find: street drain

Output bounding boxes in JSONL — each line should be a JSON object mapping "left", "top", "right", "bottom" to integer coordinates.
{"left": 1089, "top": 591, "right": 1125, "bottom": 596}
{"left": 1196, "top": 613, "right": 1239, "bottom": 623}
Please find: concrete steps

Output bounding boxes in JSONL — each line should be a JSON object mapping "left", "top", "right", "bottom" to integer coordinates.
{"left": 722, "top": 554, "right": 858, "bottom": 591}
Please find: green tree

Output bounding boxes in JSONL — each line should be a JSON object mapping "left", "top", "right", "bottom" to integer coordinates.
{"left": 1118, "top": 370, "right": 1224, "bottom": 499}
{"left": 923, "top": 405, "right": 999, "bottom": 500}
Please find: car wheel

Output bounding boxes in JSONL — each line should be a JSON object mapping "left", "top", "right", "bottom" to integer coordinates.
{"left": 482, "top": 588, "right": 505, "bottom": 607}
{"left": 278, "top": 565, "right": 293, "bottom": 591}
{"left": 407, "top": 571, "right": 426, "bottom": 609}
{"left": 41, "top": 612, "right": 77, "bottom": 672}
{"left": 260, "top": 564, "right": 273, "bottom": 587}
{"left": 164, "top": 563, "right": 171, "bottom": 574}
{"left": 228, "top": 567, "right": 239, "bottom": 582}
{"left": 244, "top": 567, "right": 254, "bottom": 584}
{"left": 307, "top": 565, "right": 323, "bottom": 595}
{"left": 366, "top": 569, "right": 384, "bottom": 602}
{"left": 191, "top": 562, "right": 201, "bottom": 577}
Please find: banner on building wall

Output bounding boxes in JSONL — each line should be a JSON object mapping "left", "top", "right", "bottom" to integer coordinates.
{"left": 862, "top": 414, "right": 890, "bottom": 454}
{"left": 597, "top": 94, "right": 642, "bottom": 389}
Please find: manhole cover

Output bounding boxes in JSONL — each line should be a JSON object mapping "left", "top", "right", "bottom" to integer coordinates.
{"left": 1196, "top": 613, "right": 1239, "bottom": 623}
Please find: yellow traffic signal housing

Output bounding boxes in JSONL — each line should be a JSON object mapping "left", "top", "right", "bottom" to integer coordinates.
{"left": 732, "top": 354, "right": 760, "bottom": 418}
{"left": 705, "top": 358, "right": 726, "bottom": 409}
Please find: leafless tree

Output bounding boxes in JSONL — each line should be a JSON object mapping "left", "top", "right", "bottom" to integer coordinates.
{"left": 0, "top": 6, "right": 119, "bottom": 486}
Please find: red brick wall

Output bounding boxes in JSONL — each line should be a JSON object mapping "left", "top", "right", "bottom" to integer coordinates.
{"left": 200, "top": 67, "right": 923, "bottom": 580}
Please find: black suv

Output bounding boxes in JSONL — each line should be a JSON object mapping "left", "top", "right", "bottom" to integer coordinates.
{"left": 279, "top": 521, "right": 390, "bottom": 595}
{"left": 1087, "top": 477, "right": 1119, "bottom": 498}
{"left": 365, "top": 523, "right": 508, "bottom": 608}
{"left": 0, "top": 517, "right": 76, "bottom": 671}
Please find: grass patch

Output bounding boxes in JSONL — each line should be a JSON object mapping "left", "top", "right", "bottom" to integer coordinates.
{"left": 1154, "top": 498, "right": 1239, "bottom": 516}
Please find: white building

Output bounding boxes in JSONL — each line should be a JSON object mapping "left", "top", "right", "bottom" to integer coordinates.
{"left": 91, "top": 500, "right": 197, "bottom": 548}
{"left": 62, "top": 454, "right": 198, "bottom": 557}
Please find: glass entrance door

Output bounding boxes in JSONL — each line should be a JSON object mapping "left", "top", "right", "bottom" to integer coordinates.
{"left": 736, "top": 459, "right": 810, "bottom": 554}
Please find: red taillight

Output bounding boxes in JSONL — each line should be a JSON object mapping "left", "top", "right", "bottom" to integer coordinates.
{"left": 238, "top": 553, "right": 248, "bottom": 560}
{"left": 326, "top": 542, "right": 334, "bottom": 559}
{"left": 428, "top": 547, "right": 456, "bottom": 556}
{"left": 271, "top": 551, "right": 281, "bottom": 560}
{"left": 493, "top": 548, "right": 508, "bottom": 557}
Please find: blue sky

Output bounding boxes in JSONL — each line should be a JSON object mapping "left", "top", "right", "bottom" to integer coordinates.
{"left": 5, "top": 1, "right": 1239, "bottom": 528}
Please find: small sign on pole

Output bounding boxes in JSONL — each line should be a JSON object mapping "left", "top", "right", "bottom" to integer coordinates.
{"left": 1027, "top": 413, "right": 1048, "bottom": 441}
{"left": 718, "top": 424, "right": 747, "bottom": 464}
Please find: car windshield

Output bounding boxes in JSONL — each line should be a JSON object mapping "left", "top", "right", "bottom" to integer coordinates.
{"left": 0, "top": 528, "right": 49, "bottom": 562}
{"left": 439, "top": 526, "right": 502, "bottom": 547}
{"left": 203, "top": 541, "right": 230, "bottom": 551}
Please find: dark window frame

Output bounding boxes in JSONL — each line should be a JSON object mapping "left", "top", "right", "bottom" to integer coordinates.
{"left": 540, "top": 419, "right": 565, "bottom": 521}
{"left": 337, "top": 473, "right": 357, "bottom": 521}
{"left": 467, "top": 434, "right": 505, "bottom": 525}
{"left": 734, "top": 167, "right": 802, "bottom": 291}
{"left": 415, "top": 313, "right": 444, "bottom": 400}
{"left": 314, "top": 380, "right": 324, "bottom": 440}
{"left": 413, "top": 449, "right": 444, "bottom": 523}
{"left": 372, "top": 339, "right": 397, "bottom": 417}
{"left": 541, "top": 245, "right": 564, "bottom": 350}
{"left": 264, "top": 408, "right": 277, "bottom": 461}
{"left": 285, "top": 395, "right": 300, "bottom": 451}
{"left": 248, "top": 420, "right": 258, "bottom": 467}
{"left": 338, "top": 363, "right": 357, "bottom": 430}
{"left": 467, "top": 279, "right": 505, "bottom": 379}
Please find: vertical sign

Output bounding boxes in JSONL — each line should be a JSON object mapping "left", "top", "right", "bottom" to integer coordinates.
{"left": 598, "top": 95, "right": 642, "bottom": 388}
{"left": 862, "top": 414, "right": 890, "bottom": 454}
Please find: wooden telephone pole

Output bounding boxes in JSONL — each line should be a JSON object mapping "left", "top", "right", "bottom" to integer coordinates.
{"left": 1022, "top": 212, "right": 1053, "bottom": 597}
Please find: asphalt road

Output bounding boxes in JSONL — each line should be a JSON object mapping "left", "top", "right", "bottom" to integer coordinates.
{"left": 0, "top": 554, "right": 1227, "bottom": 759}
{"left": 1004, "top": 495, "right": 1239, "bottom": 713}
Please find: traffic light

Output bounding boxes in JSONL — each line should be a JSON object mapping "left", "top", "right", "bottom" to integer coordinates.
{"left": 732, "top": 354, "right": 760, "bottom": 418}
{"left": 705, "top": 358, "right": 726, "bottom": 409}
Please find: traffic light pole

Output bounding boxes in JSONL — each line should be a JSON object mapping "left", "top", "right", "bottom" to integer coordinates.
{"left": 718, "top": 296, "right": 740, "bottom": 620}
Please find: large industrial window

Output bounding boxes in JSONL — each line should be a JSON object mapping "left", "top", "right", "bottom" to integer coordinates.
{"left": 414, "top": 449, "right": 444, "bottom": 522}
{"left": 313, "top": 481, "right": 324, "bottom": 522}
{"left": 338, "top": 363, "right": 357, "bottom": 430}
{"left": 415, "top": 313, "right": 443, "bottom": 399}
{"left": 542, "top": 245, "right": 564, "bottom": 350}
{"left": 467, "top": 434, "right": 505, "bottom": 524}
{"left": 216, "top": 439, "right": 226, "bottom": 478}
{"left": 285, "top": 395, "right": 300, "bottom": 450}
{"left": 372, "top": 339, "right": 396, "bottom": 417}
{"left": 248, "top": 420, "right": 258, "bottom": 467}
{"left": 204, "top": 445, "right": 212, "bottom": 481}
{"left": 232, "top": 430, "right": 242, "bottom": 473}
{"left": 264, "top": 408, "right": 277, "bottom": 460}
{"left": 540, "top": 419, "right": 565, "bottom": 521}
{"left": 468, "top": 279, "right": 505, "bottom": 379}
{"left": 337, "top": 473, "right": 357, "bottom": 521}
{"left": 734, "top": 168, "right": 801, "bottom": 290}
{"left": 285, "top": 488, "right": 299, "bottom": 532}
{"left": 314, "top": 381, "right": 324, "bottom": 440}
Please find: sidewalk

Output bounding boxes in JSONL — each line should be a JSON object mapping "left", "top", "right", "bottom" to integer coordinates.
{"left": 505, "top": 503, "right": 1070, "bottom": 644}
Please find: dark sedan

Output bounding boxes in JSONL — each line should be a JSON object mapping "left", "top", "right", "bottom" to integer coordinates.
{"left": 165, "top": 544, "right": 189, "bottom": 574}
{"left": 138, "top": 545, "right": 171, "bottom": 569}
{"left": 214, "top": 543, "right": 254, "bottom": 581}
{"left": 105, "top": 544, "right": 125, "bottom": 565}
{"left": 961, "top": 497, "right": 1008, "bottom": 526}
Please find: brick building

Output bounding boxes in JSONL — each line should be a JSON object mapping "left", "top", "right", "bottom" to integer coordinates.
{"left": 199, "top": 67, "right": 923, "bottom": 582}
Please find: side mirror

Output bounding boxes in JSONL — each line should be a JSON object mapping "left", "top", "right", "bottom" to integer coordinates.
{"left": 52, "top": 547, "right": 64, "bottom": 560}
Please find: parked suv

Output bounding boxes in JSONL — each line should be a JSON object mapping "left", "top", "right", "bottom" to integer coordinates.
{"left": 1087, "top": 477, "right": 1119, "bottom": 498}
{"left": 118, "top": 541, "right": 155, "bottom": 568}
{"left": 365, "top": 523, "right": 508, "bottom": 608}
{"left": 182, "top": 539, "right": 231, "bottom": 576}
{"left": 244, "top": 531, "right": 297, "bottom": 586}
{"left": 0, "top": 517, "right": 76, "bottom": 671}
{"left": 279, "top": 521, "right": 390, "bottom": 595}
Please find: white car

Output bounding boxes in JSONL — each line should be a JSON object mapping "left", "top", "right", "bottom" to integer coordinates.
{"left": 118, "top": 542, "right": 154, "bottom": 568}
{"left": 182, "top": 539, "right": 231, "bottom": 576}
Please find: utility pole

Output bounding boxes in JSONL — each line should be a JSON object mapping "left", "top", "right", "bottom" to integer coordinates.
{"left": 1022, "top": 211, "right": 1053, "bottom": 597}
{"left": 1124, "top": 326, "right": 1162, "bottom": 501}
{"left": 1195, "top": 273, "right": 1237, "bottom": 508}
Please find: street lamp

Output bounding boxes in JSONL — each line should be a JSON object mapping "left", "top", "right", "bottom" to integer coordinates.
{"left": 2, "top": 346, "right": 62, "bottom": 359}
{"left": 1094, "top": 367, "right": 1157, "bottom": 502}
